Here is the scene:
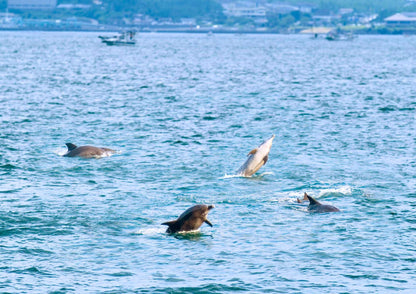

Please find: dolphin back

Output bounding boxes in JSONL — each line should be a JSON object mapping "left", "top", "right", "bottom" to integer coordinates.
{"left": 306, "top": 194, "right": 340, "bottom": 213}
{"left": 63, "top": 144, "right": 115, "bottom": 158}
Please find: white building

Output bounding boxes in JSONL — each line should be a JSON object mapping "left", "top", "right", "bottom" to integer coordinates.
{"left": 385, "top": 13, "right": 416, "bottom": 26}
{"left": 8, "top": 0, "right": 56, "bottom": 10}
{"left": 265, "top": 3, "right": 298, "bottom": 14}
{"left": 223, "top": 3, "right": 267, "bottom": 18}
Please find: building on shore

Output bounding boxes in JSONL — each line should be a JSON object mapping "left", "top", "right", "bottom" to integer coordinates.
{"left": 385, "top": 13, "right": 416, "bottom": 27}
{"left": 222, "top": 3, "right": 267, "bottom": 18}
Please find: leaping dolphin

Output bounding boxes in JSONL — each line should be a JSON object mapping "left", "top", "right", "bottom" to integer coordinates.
{"left": 236, "top": 135, "right": 275, "bottom": 177}
{"left": 63, "top": 143, "right": 115, "bottom": 158}
{"left": 162, "top": 204, "right": 214, "bottom": 233}
{"left": 304, "top": 193, "right": 340, "bottom": 213}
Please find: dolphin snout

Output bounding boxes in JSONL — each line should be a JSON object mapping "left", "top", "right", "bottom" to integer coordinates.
{"left": 208, "top": 205, "right": 215, "bottom": 210}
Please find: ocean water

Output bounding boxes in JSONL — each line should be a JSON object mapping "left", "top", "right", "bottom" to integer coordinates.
{"left": 0, "top": 31, "right": 415, "bottom": 293}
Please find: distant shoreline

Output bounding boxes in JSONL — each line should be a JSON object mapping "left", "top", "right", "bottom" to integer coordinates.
{"left": 0, "top": 27, "right": 414, "bottom": 35}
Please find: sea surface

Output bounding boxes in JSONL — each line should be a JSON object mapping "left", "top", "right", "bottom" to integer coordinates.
{"left": 0, "top": 31, "right": 415, "bottom": 293}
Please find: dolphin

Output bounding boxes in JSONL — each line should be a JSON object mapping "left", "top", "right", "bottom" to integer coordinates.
{"left": 237, "top": 135, "right": 275, "bottom": 177}
{"left": 162, "top": 204, "right": 214, "bottom": 233}
{"left": 304, "top": 193, "right": 340, "bottom": 213}
{"left": 63, "top": 143, "right": 115, "bottom": 158}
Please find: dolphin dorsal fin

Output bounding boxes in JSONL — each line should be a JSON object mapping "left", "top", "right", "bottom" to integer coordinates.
{"left": 306, "top": 194, "right": 321, "bottom": 205}
{"left": 248, "top": 148, "right": 258, "bottom": 156}
{"left": 65, "top": 143, "right": 77, "bottom": 151}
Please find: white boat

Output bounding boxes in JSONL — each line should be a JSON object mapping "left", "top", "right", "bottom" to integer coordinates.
{"left": 326, "top": 31, "right": 356, "bottom": 41}
{"left": 99, "top": 31, "right": 136, "bottom": 46}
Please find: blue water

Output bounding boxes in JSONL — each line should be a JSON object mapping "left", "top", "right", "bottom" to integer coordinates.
{"left": 1, "top": 31, "right": 415, "bottom": 293}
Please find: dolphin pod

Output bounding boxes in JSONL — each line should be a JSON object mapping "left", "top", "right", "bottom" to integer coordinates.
{"left": 63, "top": 143, "right": 115, "bottom": 158}
{"left": 237, "top": 135, "right": 275, "bottom": 177}
{"left": 61, "top": 137, "right": 341, "bottom": 235}
{"left": 162, "top": 204, "right": 214, "bottom": 233}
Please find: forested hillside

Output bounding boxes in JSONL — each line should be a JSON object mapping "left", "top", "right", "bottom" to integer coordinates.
{"left": 104, "top": 0, "right": 224, "bottom": 19}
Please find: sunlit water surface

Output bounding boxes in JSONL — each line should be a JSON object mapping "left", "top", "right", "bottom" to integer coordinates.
{"left": 1, "top": 32, "right": 415, "bottom": 293}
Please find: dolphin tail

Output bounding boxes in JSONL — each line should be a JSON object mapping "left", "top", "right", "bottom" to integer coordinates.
{"left": 204, "top": 219, "right": 213, "bottom": 227}
{"left": 65, "top": 143, "right": 77, "bottom": 151}
{"left": 306, "top": 194, "right": 321, "bottom": 205}
{"left": 298, "top": 193, "right": 309, "bottom": 203}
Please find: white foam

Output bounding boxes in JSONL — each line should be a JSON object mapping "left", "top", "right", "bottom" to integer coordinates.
{"left": 257, "top": 171, "right": 274, "bottom": 176}
{"left": 97, "top": 150, "right": 117, "bottom": 158}
{"left": 54, "top": 148, "right": 68, "bottom": 156}
{"left": 270, "top": 196, "right": 297, "bottom": 204}
{"left": 219, "top": 174, "right": 243, "bottom": 179}
{"left": 177, "top": 229, "right": 201, "bottom": 234}
{"left": 270, "top": 191, "right": 304, "bottom": 201}
{"left": 270, "top": 186, "right": 352, "bottom": 204}
{"left": 318, "top": 185, "right": 353, "bottom": 196}
{"left": 132, "top": 228, "right": 203, "bottom": 235}
{"left": 220, "top": 171, "right": 273, "bottom": 179}
{"left": 133, "top": 227, "right": 166, "bottom": 235}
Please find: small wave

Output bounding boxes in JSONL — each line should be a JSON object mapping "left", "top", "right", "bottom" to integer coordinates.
{"left": 133, "top": 228, "right": 202, "bottom": 235}
{"left": 257, "top": 171, "right": 274, "bottom": 177}
{"left": 0, "top": 164, "right": 19, "bottom": 170}
{"left": 176, "top": 229, "right": 201, "bottom": 234}
{"left": 0, "top": 188, "right": 22, "bottom": 194}
{"left": 318, "top": 185, "right": 353, "bottom": 197}
{"left": 379, "top": 105, "right": 397, "bottom": 113}
{"left": 132, "top": 227, "right": 166, "bottom": 235}
{"left": 270, "top": 193, "right": 305, "bottom": 204}
{"left": 219, "top": 174, "right": 242, "bottom": 179}
{"left": 144, "top": 282, "right": 254, "bottom": 293}
{"left": 53, "top": 148, "right": 68, "bottom": 156}
{"left": 11, "top": 266, "right": 52, "bottom": 276}
{"left": 98, "top": 150, "right": 117, "bottom": 158}
{"left": 171, "top": 230, "right": 213, "bottom": 241}
{"left": 270, "top": 186, "right": 352, "bottom": 204}
{"left": 106, "top": 271, "right": 135, "bottom": 277}
{"left": 220, "top": 171, "right": 274, "bottom": 179}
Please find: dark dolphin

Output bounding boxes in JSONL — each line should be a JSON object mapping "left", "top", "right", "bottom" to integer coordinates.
{"left": 304, "top": 193, "right": 340, "bottom": 213}
{"left": 63, "top": 143, "right": 115, "bottom": 158}
{"left": 162, "top": 204, "right": 214, "bottom": 233}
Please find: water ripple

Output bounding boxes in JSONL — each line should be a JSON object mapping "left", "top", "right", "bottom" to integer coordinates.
{"left": 0, "top": 32, "right": 415, "bottom": 293}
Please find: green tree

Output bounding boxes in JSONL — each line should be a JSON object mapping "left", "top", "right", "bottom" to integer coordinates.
{"left": 105, "top": 0, "right": 223, "bottom": 21}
